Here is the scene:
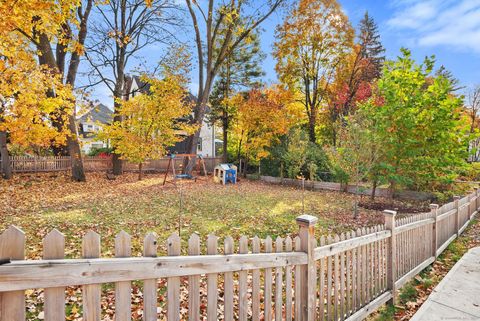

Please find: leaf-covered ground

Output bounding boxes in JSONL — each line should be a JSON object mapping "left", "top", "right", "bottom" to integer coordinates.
{"left": 0, "top": 172, "right": 391, "bottom": 320}
{"left": 0, "top": 172, "right": 386, "bottom": 258}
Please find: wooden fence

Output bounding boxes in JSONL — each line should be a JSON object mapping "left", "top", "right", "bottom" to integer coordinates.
{"left": 0, "top": 156, "right": 222, "bottom": 174}
{"left": 0, "top": 190, "right": 478, "bottom": 321}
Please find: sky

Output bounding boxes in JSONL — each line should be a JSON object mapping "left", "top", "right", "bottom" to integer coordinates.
{"left": 87, "top": 0, "right": 480, "bottom": 107}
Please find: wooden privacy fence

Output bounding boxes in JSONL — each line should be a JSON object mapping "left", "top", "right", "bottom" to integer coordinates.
{"left": 1, "top": 156, "right": 222, "bottom": 174}
{"left": 0, "top": 190, "right": 478, "bottom": 321}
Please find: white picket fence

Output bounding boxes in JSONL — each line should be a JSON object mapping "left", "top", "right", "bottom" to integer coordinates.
{"left": 0, "top": 190, "right": 478, "bottom": 320}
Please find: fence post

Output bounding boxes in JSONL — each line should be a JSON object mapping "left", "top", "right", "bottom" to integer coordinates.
{"left": 475, "top": 188, "right": 479, "bottom": 217}
{"left": 384, "top": 210, "right": 397, "bottom": 305}
{"left": 296, "top": 214, "right": 318, "bottom": 321}
{"left": 453, "top": 196, "right": 460, "bottom": 235}
{"left": 430, "top": 204, "right": 439, "bottom": 258}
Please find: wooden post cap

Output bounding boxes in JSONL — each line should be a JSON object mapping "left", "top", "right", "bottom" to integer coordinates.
{"left": 429, "top": 204, "right": 439, "bottom": 210}
{"left": 383, "top": 210, "right": 397, "bottom": 217}
{"left": 296, "top": 214, "right": 318, "bottom": 227}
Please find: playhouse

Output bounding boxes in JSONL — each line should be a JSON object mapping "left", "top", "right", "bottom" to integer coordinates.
{"left": 214, "top": 164, "right": 237, "bottom": 184}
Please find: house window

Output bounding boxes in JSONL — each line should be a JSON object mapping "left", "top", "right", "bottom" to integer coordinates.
{"left": 86, "top": 124, "right": 94, "bottom": 131}
{"left": 197, "top": 137, "right": 203, "bottom": 151}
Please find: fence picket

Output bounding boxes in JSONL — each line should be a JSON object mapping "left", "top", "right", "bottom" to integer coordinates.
{"left": 252, "top": 236, "right": 261, "bottom": 321}
{"left": 285, "top": 236, "right": 293, "bottom": 321}
{"left": 318, "top": 236, "right": 325, "bottom": 321}
{"left": 207, "top": 234, "right": 218, "bottom": 321}
{"left": 143, "top": 233, "right": 158, "bottom": 321}
{"left": 275, "top": 236, "right": 284, "bottom": 321}
{"left": 224, "top": 236, "right": 234, "bottom": 321}
{"left": 43, "top": 229, "right": 65, "bottom": 321}
{"left": 294, "top": 236, "right": 302, "bottom": 321}
{"left": 167, "top": 233, "right": 181, "bottom": 321}
{"left": 188, "top": 234, "right": 201, "bottom": 321}
{"left": 264, "top": 236, "right": 273, "bottom": 321}
{"left": 115, "top": 231, "right": 132, "bottom": 321}
{"left": 326, "top": 235, "right": 333, "bottom": 321}
{"left": 239, "top": 236, "right": 249, "bottom": 321}
{"left": 82, "top": 231, "right": 101, "bottom": 321}
{"left": 0, "top": 226, "right": 25, "bottom": 321}
{"left": 340, "top": 233, "right": 346, "bottom": 320}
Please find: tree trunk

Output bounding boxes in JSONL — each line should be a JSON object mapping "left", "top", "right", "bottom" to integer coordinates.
{"left": 222, "top": 112, "right": 228, "bottom": 162}
{"left": 138, "top": 163, "right": 143, "bottom": 180}
{"left": 371, "top": 178, "right": 377, "bottom": 200}
{"left": 66, "top": 114, "right": 86, "bottom": 181}
{"left": 112, "top": 86, "right": 125, "bottom": 175}
{"left": 0, "top": 132, "right": 12, "bottom": 179}
{"left": 308, "top": 108, "right": 317, "bottom": 143}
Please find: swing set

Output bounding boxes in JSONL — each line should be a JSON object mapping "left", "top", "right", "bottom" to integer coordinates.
{"left": 162, "top": 154, "right": 208, "bottom": 186}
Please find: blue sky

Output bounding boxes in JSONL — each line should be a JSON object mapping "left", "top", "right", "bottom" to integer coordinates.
{"left": 88, "top": 0, "right": 480, "bottom": 107}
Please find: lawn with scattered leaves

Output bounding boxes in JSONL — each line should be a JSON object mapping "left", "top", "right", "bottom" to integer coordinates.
{"left": 1, "top": 172, "right": 390, "bottom": 320}
{"left": 0, "top": 172, "right": 385, "bottom": 258}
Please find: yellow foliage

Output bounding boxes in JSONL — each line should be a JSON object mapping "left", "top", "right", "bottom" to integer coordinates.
{"left": 0, "top": 0, "right": 80, "bottom": 150}
{"left": 100, "top": 51, "right": 196, "bottom": 164}
{"left": 231, "top": 85, "right": 302, "bottom": 161}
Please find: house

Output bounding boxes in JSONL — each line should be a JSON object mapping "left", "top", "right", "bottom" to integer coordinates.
{"left": 78, "top": 76, "right": 220, "bottom": 156}
{"left": 126, "top": 75, "right": 220, "bottom": 157}
{"left": 77, "top": 103, "right": 113, "bottom": 154}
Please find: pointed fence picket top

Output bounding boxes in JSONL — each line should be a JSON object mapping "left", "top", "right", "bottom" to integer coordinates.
{"left": 115, "top": 231, "right": 132, "bottom": 321}
{"left": 285, "top": 236, "right": 294, "bottom": 321}
{"left": 238, "top": 236, "right": 249, "bottom": 321}
{"left": 82, "top": 230, "right": 101, "bottom": 321}
{"left": 252, "top": 236, "right": 261, "bottom": 321}
{"left": 223, "top": 236, "right": 234, "bottom": 321}
{"left": 264, "top": 236, "right": 273, "bottom": 321}
{"left": 294, "top": 235, "right": 302, "bottom": 321}
{"left": 167, "top": 233, "right": 181, "bottom": 321}
{"left": 143, "top": 232, "right": 158, "bottom": 321}
{"left": 0, "top": 225, "right": 25, "bottom": 321}
{"left": 207, "top": 234, "right": 218, "bottom": 321}
{"left": 275, "top": 236, "right": 284, "bottom": 321}
{"left": 43, "top": 229, "right": 65, "bottom": 321}
{"left": 188, "top": 233, "right": 200, "bottom": 321}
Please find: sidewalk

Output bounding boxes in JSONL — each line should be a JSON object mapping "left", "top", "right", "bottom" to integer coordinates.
{"left": 411, "top": 247, "right": 480, "bottom": 321}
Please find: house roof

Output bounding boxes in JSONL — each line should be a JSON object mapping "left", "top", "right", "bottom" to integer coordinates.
{"left": 78, "top": 104, "right": 113, "bottom": 124}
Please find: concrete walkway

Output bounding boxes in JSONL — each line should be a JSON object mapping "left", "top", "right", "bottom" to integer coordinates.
{"left": 411, "top": 247, "right": 480, "bottom": 321}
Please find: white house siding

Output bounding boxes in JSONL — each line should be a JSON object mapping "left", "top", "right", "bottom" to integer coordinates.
{"left": 197, "top": 121, "right": 216, "bottom": 157}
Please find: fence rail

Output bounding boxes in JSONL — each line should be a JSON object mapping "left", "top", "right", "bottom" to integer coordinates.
{"left": 0, "top": 190, "right": 478, "bottom": 320}
{"left": 0, "top": 155, "right": 222, "bottom": 174}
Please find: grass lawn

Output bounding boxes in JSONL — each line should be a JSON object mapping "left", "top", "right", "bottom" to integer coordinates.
{"left": 0, "top": 172, "right": 385, "bottom": 259}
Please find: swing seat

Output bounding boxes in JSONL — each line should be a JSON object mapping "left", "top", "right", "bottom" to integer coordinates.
{"left": 175, "top": 174, "right": 194, "bottom": 180}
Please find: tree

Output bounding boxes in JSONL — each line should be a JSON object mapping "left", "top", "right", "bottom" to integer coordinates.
{"left": 99, "top": 51, "right": 195, "bottom": 180}
{"left": 183, "top": 0, "right": 285, "bottom": 164}
{"left": 12, "top": 0, "right": 94, "bottom": 181}
{"left": 230, "top": 85, "right": 301, "bottom": 174}
{"left": 326, "top": 12, "right": 384, "bottom": 145}
{"left": 209, "top": 30, "right": 265, "bottom": 162}
{"left": 0, "top": 0, "right": 81, "bottom": 179}
{"left": 358, "top": 11, "right": 385, "bottom": 82}
{"left": 360, "top": 49, "right": 470, "bottom": 192}
{"left": 85, "top": 0, "right": 180, "bottom": 175}
{"left": 274, "top": 0, "right": 353, "bottom": 144}
{"left": 467, "top": 85, "right": 480, "bottom": 133}
{"left": 328, "top": 109, "right": 382, "bottom": 216}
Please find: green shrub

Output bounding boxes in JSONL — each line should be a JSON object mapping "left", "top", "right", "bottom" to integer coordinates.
{"left": 87, "top": 147, "right": 113, "bottom": 156}
{"left": 260, "top": 128, "right": 332, "bottom": 180}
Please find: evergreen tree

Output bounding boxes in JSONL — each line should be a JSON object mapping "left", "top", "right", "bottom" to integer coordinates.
{"left": 358, "top": 11, "right": 385, "bottom": 81}
{"left": 209, "top": 31, "right": 265, "bottom": 161}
